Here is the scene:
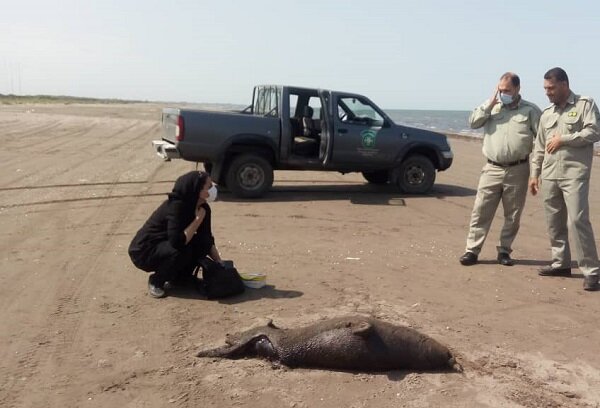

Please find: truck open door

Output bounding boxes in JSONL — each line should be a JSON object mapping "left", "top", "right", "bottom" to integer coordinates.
{"left": 319, "top": 90, "right": 333, "bottom": 165}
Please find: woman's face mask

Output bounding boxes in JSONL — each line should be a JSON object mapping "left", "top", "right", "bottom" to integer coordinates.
{"left": 207, "top": 185, "right": 218, "bottom": 202}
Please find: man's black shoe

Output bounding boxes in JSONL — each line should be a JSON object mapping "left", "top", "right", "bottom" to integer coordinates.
{"left": 583, "top": 275, "right": 599, "bottom": 291}
{"left": 459, "top": 252, "right": 478, "bottom": 266}
{"left": 538, "top": 266, "right": 572, "bottom": 277}
{"left": 497, "top": 253, "right": 514, "bottom": 266}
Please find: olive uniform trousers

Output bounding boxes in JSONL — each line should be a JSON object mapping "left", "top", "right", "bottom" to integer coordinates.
{"left": 465, "top": 161, "right": 529, "bottom": 255}
{"left": 541, "top": 178, "right": 600, "bottom": 276}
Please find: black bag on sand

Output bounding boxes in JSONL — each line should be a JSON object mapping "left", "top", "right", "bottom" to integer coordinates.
{"left": 196, "top": 258, "right": 245, "bottom": 299}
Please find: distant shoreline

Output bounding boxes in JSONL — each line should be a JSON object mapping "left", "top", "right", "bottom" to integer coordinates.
{"left": 445, "top": 132, "right": 481, "bottom": 141}
{"left": 0, "top": 94, "right": 146, "bottom": 105}
{"left": 445, "top": 132, "right": 600, "bottom": 155}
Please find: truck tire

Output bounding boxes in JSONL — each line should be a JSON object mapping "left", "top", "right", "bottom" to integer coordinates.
{"left": 226, "top": 154, "right": 274, "bottom": 198}
{"left": 362, "top": 170, "right": 389, "bottom": 184}
{"left": 394, "top": 154, "right": 435, "bottom": 194}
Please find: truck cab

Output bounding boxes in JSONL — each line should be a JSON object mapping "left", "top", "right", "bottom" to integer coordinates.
{"left": 153, "top": 85, "right": 453, "bottom": 198}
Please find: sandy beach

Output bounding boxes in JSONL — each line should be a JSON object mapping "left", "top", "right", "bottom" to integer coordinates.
{"left": 1, "top": 103, "right": 599, "bottom": 407}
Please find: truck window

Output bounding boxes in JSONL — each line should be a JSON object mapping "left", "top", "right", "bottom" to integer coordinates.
{"left": 289, "top": 94, "right": 298, "bottom": 118}
{"left": 253, "top": 86, "right": 279, "bottom": 116}
{"left": 337, "top": 97, "right": 384, "bottom": 126}
{"left": 308, "top": 97, "right": 322, "bottom": 119}
{"left": 267, "top": 87, "right": 279, "bottom": 117}
{"left": 253, "top": 88, "right": 264, "bottom": 114}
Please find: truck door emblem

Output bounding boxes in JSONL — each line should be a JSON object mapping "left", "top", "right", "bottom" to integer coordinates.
{"left": 360, "top": 129, "right": 377, "bottom": 148}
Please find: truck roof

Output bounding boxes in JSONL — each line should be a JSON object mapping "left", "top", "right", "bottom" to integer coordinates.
{"left": 255, "top": 84, "right": 367, "bottom": 99}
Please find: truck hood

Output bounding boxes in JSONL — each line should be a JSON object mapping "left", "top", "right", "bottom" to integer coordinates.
{"left": 398, "top": 125, "right": 452, "bottom": 151}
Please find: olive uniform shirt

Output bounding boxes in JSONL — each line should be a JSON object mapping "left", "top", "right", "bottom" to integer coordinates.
{"left": 469, "top": 98, "right": 541, "bottom": 163}
{"left": 531, "top": 92, "right": 600, "bottom": 180}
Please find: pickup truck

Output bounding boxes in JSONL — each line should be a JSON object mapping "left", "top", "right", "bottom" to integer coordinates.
{"left": 153, "top": 85, "right": 453, "bottom": 198}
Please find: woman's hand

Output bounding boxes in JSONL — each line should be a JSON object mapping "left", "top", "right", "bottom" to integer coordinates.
{"left": 209, "top": 245, "right": 222, "bottom": 264}
{"left": 184, "top": 206, "right": 206, "bottom": 244}
{"left": 195, "top": 206, "right": 206, "bottom": 220}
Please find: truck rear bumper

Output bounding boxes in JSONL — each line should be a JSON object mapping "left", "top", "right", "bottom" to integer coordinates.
{"left": 152, "top": 140, "right": 180, "bottom": 161}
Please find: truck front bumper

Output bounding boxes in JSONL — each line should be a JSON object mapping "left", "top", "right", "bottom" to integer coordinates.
{"left": 438, "top": 150, "right": 453, "bottom": 171}
{"left": 152, "top": 140, "right": 180, "bottom": 161}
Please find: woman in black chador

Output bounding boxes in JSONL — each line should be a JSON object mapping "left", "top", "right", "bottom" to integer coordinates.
{"left": 128, "top": 171, "right": 222, "bottom": 298}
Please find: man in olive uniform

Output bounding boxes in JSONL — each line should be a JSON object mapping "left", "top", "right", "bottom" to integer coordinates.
{"left": 460, "top": 72, "right": 541, "bottom": 266}
{"left": 529, "top": 67, "right": 600, "bottom": 291}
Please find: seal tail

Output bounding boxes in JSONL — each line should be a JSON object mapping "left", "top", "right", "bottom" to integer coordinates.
{"left": 196, "top": 344, "right": 245, "bottom": 359}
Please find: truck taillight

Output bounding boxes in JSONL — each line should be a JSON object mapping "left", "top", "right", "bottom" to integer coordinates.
{"left": 175, "top": 115, "right": 185, "bottom": 141}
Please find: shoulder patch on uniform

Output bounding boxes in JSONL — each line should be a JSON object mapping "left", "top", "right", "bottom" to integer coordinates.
{"left": 521, "top": 99, "right": 541, "bottom": 111}
{"left": 568, "top": 111, "right": 578, "bottom": 117}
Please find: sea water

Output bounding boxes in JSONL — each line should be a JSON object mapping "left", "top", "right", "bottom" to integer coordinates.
{"left": 384, "top": 109, "right": 481, "bottom": 137}
{"left": 385, "top": 109, "right": 600, "bottom": 150}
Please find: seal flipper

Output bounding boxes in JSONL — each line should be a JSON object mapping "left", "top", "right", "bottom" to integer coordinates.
{"left": 448, "top": 356, "right": 463, "bottom": 372}
{"left": 267, "top": 319, "right": 280, "bottom": 329}
{"left": 351, "top": 321, "right": 373, "bottom": 337}
{"left": 197, "top": 335, "right": 264, "bottom": 359}
{"left": 196, "top": 343, "right": 241, "bottom": 358}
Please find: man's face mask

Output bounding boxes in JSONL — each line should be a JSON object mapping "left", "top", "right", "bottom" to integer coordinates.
{"left": 499, "top": 92, "right": 514, "bottom": 105}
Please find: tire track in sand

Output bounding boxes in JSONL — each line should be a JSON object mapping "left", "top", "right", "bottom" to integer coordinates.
{"left": 0, "top": 158, "right": 166, "bottom": 408}
{"left": 0, "top": 119, "right": 159, "bottom": 200}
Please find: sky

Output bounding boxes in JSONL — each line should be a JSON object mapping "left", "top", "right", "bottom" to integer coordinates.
{"left": 2, "top": 0, "right": 600, "bottom": 110}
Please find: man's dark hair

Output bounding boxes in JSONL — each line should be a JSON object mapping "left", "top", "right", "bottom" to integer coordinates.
{"left": 500, "top": 72, "right": 520, "bottom": 87}
{"left": 544, "top": 67, "right": 569, "bottom": 85}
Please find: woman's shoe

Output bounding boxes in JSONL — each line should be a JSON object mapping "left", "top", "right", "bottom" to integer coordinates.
{"left": 148, "top": 278, "right": 166, "bottom": 298}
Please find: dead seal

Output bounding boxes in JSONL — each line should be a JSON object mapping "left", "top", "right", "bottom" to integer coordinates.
{"left": 196, "top": 316, "right": 462, "bottom": 372}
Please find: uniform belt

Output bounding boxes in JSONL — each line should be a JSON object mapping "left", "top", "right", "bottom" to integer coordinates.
{"left": 487, "top": 157, "right": 529, "bottom": 167}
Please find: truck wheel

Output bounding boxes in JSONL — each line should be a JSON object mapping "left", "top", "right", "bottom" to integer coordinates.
{"left": 394, "top": 154, "right": 435, "bottom": 194}
{"left": 226, "top": 154, "right": 273, "bottom": 198}
{"left": 362, "top": 170, "right": 389, "bottom": 184}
